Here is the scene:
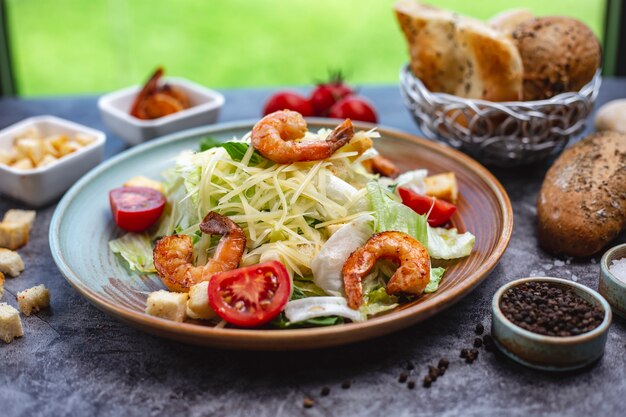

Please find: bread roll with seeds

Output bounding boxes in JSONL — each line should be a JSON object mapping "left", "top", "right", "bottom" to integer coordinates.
{"left": 537, "top": 132, "right": 626, "bottom": 257}
{"left": 488, "top": 9, "right": 534, "bottom": 36}
{"left": 513, "top": 17, "right": 601, "bottom": 101}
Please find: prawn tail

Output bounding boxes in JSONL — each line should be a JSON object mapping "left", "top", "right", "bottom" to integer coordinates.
{"left": 343, "top": 273, "right": 364, "bottom": 310}
{"left": 327, "top": 119, "right": 354, "bottom": 151}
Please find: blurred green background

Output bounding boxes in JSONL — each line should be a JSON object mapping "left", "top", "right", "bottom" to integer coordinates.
{"left": 6, "top": 0, "right": 606, "bottom": 96}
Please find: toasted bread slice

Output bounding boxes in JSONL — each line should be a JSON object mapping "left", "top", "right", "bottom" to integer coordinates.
{"left": 394, "top": 0, "right": 523, "bottom": 101}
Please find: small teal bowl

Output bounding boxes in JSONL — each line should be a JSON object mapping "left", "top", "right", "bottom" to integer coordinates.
{"left": 492, "top": 277, "right": 612, "bottom": 371}
{"left": 599, "top": 243, "right": 626, "bottom": 319}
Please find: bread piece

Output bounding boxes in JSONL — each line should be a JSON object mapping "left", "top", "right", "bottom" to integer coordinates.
{"left": 186, "top": 281, "right": 217, "bottom": 320}
{"left": 11, "top": 158, "right": 33, "bottom": 170}
{"left": 3, "top": 209, "right": 36, "bottom": 230}
{"left": 0, "top": 222, "right": 29, "bottom": 250}
{"left": 489, "top": 9, "right": 534, "bottom": 36}
{"left": 14, "top": 138, "right": 45, "bottom": 165}
{"left": 0, "top": 148, "right": 16, "bottom": 165}
{"left": 0, "top": 272, "right": 4, "bottom": 300}
{"left": 394, "top": 0, "right": 523, "bottom": 101}
{"left": 425, "top": 172, "right": 458, "bottom": 203}
{"left": 16, "top": 284, "right": 50, "bottom": 316}
{"left": 595, "top": 99, "right": 626, "bottom": 135}
{"left": 0, "top": 248, "right": 24, "bottom": 277}
{"left": 145, "top": 290, "right": 188, "bottom": 322}
{"left": 537, "top": 132, "right": 626, "bottom": 257}
{"left": 513, "top": 17, "right": 601, "bottom": 101}
{"left": 38, "top": 154, "right": 58, "bottom": 168}
{"left": 123, "top": 176, "right": 165, "bottom": 194}
{"left": 0, "top": 303, "right": 23, "bottom": 343}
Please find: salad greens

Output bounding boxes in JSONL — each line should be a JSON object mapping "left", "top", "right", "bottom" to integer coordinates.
{"left": 109, "top": 233, "right": 156, "bottom": 273}
{"left": 199, "top": 136, "right": 267, "bottom": 165}
{"left": 110, "top": 127, "right": 476, "bottom": 329}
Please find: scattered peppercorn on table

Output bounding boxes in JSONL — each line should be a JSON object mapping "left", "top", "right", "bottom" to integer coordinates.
{"left": 1, "top": 83, "right": 625, "bottom": 417}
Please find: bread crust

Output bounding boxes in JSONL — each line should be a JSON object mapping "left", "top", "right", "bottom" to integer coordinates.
{"left": 537, "top": 132, "right": 626, "bottom": 257}
{"left": 489, "top": 9, "right": 534, "bottom": 36}
{"left": 394, "top": 0, "right": 522, "bottom": 101}
{"left": 513, "top": 16, "right": 601, "bottom": 101}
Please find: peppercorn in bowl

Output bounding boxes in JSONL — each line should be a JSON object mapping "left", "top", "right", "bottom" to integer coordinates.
{"left": 491, "top": 277, "right": 611, "bottom": 371}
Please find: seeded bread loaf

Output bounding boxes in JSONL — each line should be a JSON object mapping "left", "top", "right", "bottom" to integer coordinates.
{"left": 394, "top": 0, "right": 523, "bottom": 101}
{"left": 537, "top": 132, "right": 626, "bottom": 257}
{"left": 513, "top": 17, "right": 601, "bottom": 101}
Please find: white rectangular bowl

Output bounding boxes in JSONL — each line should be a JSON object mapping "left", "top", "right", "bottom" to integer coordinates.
{"left": 0, "top": 116, "right": 106, "bottom": 207}
{"left": 98, "top": 77, "right": 224, "bottom": 145}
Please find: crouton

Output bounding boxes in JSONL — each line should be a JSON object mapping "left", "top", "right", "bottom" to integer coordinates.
{"left": 15, "top": 137, "right": 46, "bottom": 165}
{"left": 0, "top": 222, "right": 30, "bottom": 249}
{"left": 75, "top": 133, "right": 95, "bottom": 146}
{"left": 145, "top": 290, "right": 188, "bottom": 322}
{"left": 186, "top": 282, "right": 216, "bottom": 320}
{"left": 2, "top": 209, "right": 36, "bottom": 230}
{"left": 424, "top": 172, "right": 459, "bottom": 204}
{"left": 0, "top": 303, "right": 23, "bottom": 343}
{"left": 58, "top": 141, "right": 82, "bottom": 157}
{"left": 0, "top": 248, "right": 24, "bottom": 277}
{"left": 11, "top": 158, "right": 33, "bottom": 170}
{"left": 0, "top": 148, "right": 16, "bottom": 165}
{"left": 47, "top": 134, "right": 68, "bottom": 153}
{"left": 123, "top": 176, "right": 165, "bottom": 194}
{"left": 38, "top": 154, "right": 58, "bottom": 168}
{"left": 17, "top": 284, "right": 50, "bottom": 316}
{"left": 0, "top": 272, "right": 4, "bottom": 300}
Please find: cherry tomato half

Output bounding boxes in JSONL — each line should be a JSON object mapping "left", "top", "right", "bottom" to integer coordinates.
{"left": 109, "top": 187, "right": 166, "bottom": 232}
{"left": 208, "top": 261, "right": 291, "bottom": 327}
{"left": 263, "top": 91, "right": 314, "bottom": 117}
{"left": 398, "top": 187, "right": 457, "bottom": 227}
{"left": 328, "top": 96, "right": 378, "bottom": 123}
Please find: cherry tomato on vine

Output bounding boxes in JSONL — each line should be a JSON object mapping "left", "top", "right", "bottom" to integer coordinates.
{"left": 328, "top": 96, "right": 378, "bottom": 123}
{"left": 310, "top": 76, "right": 355, "bottom": 116}
{"left": 263, "top": 91, "right": 313, "bottom": 116}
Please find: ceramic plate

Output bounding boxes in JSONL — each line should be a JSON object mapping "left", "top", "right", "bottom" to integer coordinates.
{"left": 50, "top": 119, "right": 513, "bottom": 350}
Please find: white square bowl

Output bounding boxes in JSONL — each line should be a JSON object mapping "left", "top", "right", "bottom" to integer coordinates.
{"left": 98, "top": 77, "right": 225, "bottom": 145}
{"left": 0, "top": 116, "right": 106, "bottom": 207}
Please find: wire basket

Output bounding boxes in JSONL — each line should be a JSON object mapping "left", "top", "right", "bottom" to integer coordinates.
{"left": 399, "top": 64, "right": 602, "bottom": 166}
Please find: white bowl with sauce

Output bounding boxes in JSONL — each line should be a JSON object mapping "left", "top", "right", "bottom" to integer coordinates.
{"left": 0, "top": 116, "right": 105, "bottom": 207}
{"left": 98, "top": 77, "right": 224, "bottom": 146}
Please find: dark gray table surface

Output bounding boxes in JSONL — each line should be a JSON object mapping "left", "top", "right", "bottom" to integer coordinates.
{"left": 1, "top": 82, "right": 625, "bottom": 417}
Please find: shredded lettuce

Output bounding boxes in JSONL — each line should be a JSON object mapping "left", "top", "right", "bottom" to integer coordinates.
{"left": 270, "top": 313, "right": 344, "bottom": 328}
{"left": 284, "top": 296, "right": 364, "bottom": 323}
{"left": 427, "top": 226, "right": 475, "bottom": 260}
{"left": 367, "top": 181, "right": 428, "bottom": 245}
{"left": 394, "top": 169, "right": 428, "bottom": 195}
{"left": 425, "top": 266, "right": 446, "bottom": 293}
{"left": 108, "top": 233, "right": 156, "bottom": 273}
{"left": 292, "top": 280, "right": 328, "bottom": 300}
{"left": 171, "top": 132, "right": 377, "bottom": 277}
{"left": 311, "top": 215, "right": 374, "bottom": 296}
{"left": 360, "top": 286, "right": 399, "bottom": 317}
